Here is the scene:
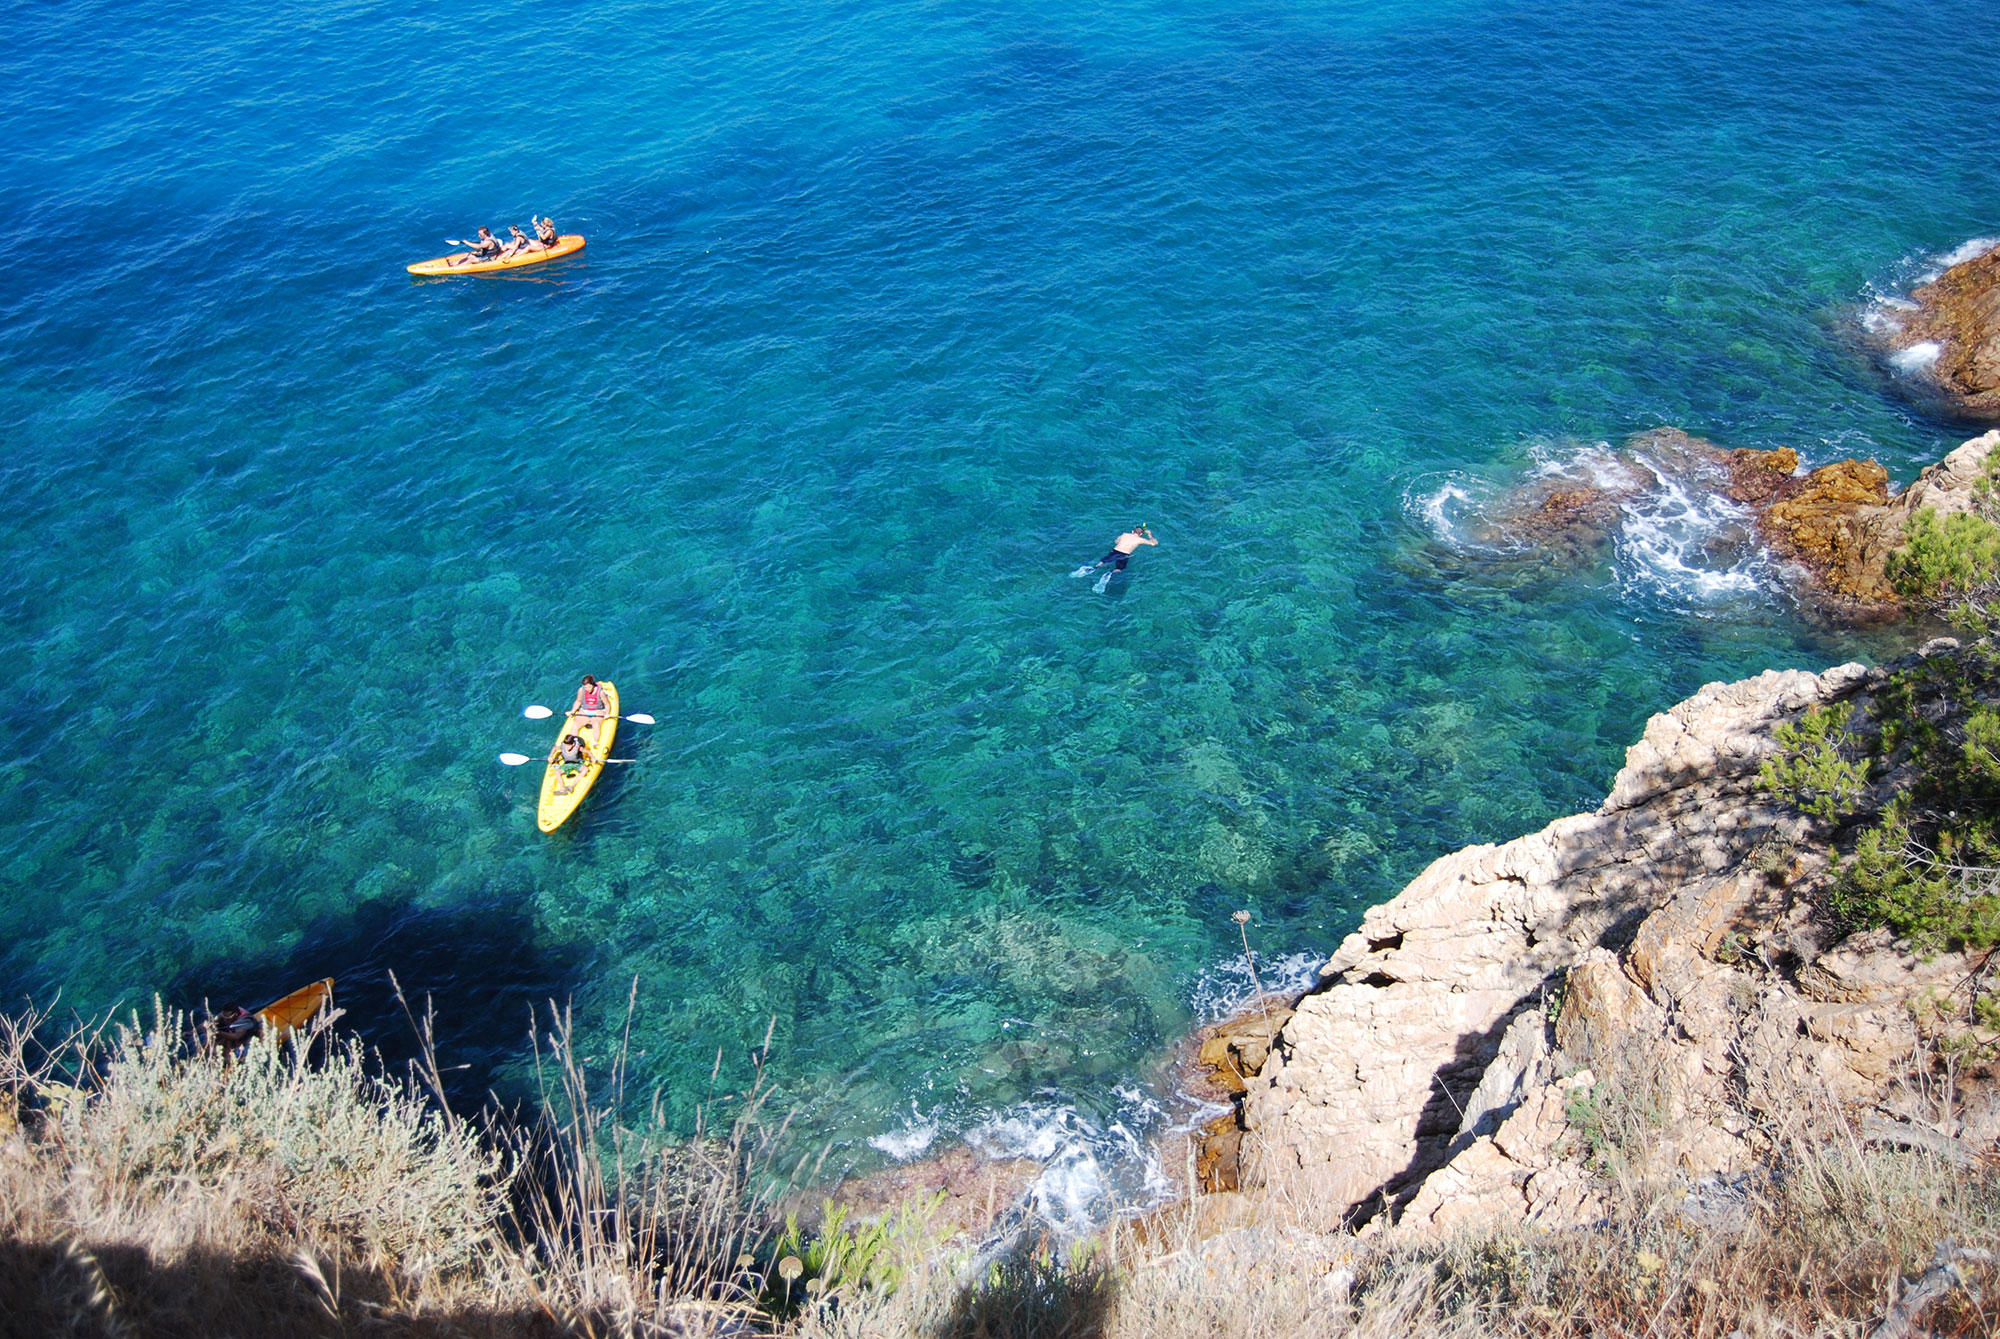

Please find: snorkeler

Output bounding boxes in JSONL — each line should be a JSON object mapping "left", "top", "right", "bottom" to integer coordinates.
{"left": 1073, "top": 525, "right": 1158, "bottom": 583}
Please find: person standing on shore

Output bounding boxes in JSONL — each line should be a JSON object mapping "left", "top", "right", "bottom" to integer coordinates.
{"left": 1073, "top": 524, "right": 1158, "bottom": 590}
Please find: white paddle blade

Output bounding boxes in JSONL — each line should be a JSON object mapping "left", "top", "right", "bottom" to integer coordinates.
{"left": 624, "top": 713, "right": 656, "bottom": 725}
{"left": 523, "top": 705, "right": 554, "bottom": 719}
{"left": 499, "top": 752, "right": 533, "bottom": 766}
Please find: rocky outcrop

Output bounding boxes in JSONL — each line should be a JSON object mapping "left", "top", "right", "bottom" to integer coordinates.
{"left": 1434, "top": 427, "right": 2000, "bottom": 612}
{"left": 1888, "top": 241, "right": 2000, "bottom": 420}
{"left": 1755, "top": 430, "right": 2000, "bottom": 605}
{"left": 1221, "top": 647, "right": 2000, "bottom": 1236}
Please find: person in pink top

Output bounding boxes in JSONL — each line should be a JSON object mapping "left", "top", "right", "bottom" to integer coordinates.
{"left": 569, "top": 675, "right": 610, "bottom": 734}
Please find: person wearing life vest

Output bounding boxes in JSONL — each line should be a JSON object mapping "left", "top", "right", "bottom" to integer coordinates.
{"left": 208, "top": 1004, "right": 263, "bottom": 1057}
{"left": 569, "top": 675, "right": 610, "bottom": 734}
{"left": 550, "top": 732, "right": 587, "bottom": 772}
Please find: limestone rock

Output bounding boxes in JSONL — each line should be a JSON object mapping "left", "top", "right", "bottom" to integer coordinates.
{"left": 1795, "top": 927, "right": 1976, "bottom": 1004}
{"left": 1554, "top": 952, "right": 1664, "bottom": 1061}
{"left": 1239, "top": 663, "right": 1865, "bottom": 1226}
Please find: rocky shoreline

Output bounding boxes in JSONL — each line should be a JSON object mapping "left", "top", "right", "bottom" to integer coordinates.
{"left": 1874, "top": 238, "right": 2000, "bottom": 420}
{"left": 817, "top": 427, "right": 2000, "bottom": 1250}
{"left": 1170, "top": 431, "right": 2000, "bottom": 1245}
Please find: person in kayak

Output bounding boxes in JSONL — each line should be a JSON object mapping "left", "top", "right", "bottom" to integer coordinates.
{"left": 549, "top": 732, "right": 589, "bottom": 775}
{"left": 570, "top": 675, "right": 610, "bottom": 732}
{"left": 208, "top": 1004, "right": 263, "bottom": 1056}
{"left": 1074, "top": 524, "right": 1158, "bottom": 578}
{"left": 531, "top": 215, "right": 559, "bottom": 251}
{"left": 500, "top": 224, "right": 533, "bottom": 260}
{"left": 449, "top": 226, "right": 504, "bottom": 266}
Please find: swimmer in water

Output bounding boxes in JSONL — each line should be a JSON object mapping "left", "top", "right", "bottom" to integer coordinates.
{"left": 1073, "top": 524, "right": 1158, "bottom": 581}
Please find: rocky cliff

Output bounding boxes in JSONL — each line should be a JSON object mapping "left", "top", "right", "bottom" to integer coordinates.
{"left": 1217, "top": 644, "right": 2000, "bottom": 1236}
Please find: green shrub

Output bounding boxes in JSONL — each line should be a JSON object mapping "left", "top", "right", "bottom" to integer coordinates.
{"left": 1887, "top": 507, "right": 2000, "bottom": 602}
{"left": 1759, "top": 702, "right": 1867, "bottom": 823}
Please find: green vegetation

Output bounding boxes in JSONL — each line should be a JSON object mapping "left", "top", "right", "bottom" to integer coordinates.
{"left": 1887, "top": 447, "right": 2000, "bottom": 634}
{"left": 1759, "top": 649, "right": 2000, "bottom": 949}
{"left": 764, "top": 1197, "right": 941, "bottom": 1317}
{"left": 1758, "top": 702, "right": 1867, "bottom": 823}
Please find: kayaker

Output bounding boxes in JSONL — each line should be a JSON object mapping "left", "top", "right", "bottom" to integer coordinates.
{"left": 208, "top": 1004, "right": 263, "bottom": 1056}
{"left": 531, "top": 215, "right": 559, "bottom": 250}
{"left": 570, "top": 675, "right": 610, "bottom": 732}
{"left": 1074, "top": 524, "right": 1158, "bottom": 578}
{"left": 449, "top": 227, "right": 504, "bottom": 267}
{"left": 500, "top": 224, "right": 532, "bottom": 260}
{"left": 549, "top": 733, "right": 588, "bottom": 774}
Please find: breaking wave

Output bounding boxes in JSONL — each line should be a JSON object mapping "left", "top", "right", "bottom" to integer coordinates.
{"left": 1406, "top": 439, "right": 1776, "bottom": 610}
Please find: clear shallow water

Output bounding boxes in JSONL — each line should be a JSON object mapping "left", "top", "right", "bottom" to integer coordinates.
{"left": 3, "top": 0, "right": 1996, "bottom": 1213}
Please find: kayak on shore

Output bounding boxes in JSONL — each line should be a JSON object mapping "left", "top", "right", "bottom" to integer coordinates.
{"left": 407, "top": 234, "right": 586, "bottom": 276}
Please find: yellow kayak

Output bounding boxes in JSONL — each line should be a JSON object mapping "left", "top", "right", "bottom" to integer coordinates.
{"left": 256, "top": 978, "right": 334, "bottom": 1042}
{"left": 538, "top": 680, "right": 619, "bottom": 832}
{"left": 407, "top": 234, "right": 586, "bottom": 276}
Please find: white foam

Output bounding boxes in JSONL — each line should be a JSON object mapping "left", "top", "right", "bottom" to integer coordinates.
{"left": 1189, "top": 949, "right": 1323, "bottom": 1024}
{"left": 1526, "top": 441, "right": 1641, "bottom": 493}
{"left": 1614, "top": 459, "right": 1765, "bottom": 604}
{"left": 961, "top": 1071, "right": 1228, "bottom": 1239}
{"left": 867, "top": 1104, "right": 938, "bottom": 1161}
{"left": 1890, "top": 340, "right": 1943, "bottom": 373}
{"left": 1404, "top": 472, "right": 1486, "bottom": 549}
{"left": 1860, "top": 307, "right": 1904, "bottom": 336}
{"left": 1941, "top": 236, "right": 2000, "bottom": 269}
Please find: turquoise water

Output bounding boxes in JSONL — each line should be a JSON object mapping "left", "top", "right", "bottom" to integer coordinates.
{"left": 4, "top": 0, "right": 1995, "bottom": 1209}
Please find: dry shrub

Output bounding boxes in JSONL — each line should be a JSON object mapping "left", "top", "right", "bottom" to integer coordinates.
{"left": 0, "top": 996, "right": 790, "bottom": 1338}
{"left": 0, "top": 999, "right": 521, "bottom": 1336}
{"left": 6, "top": 992, "right": 1995, "bottom": 1339}
{"left": 500, "top": 1000, "right": 792, "bottom": 1337}
{"left": 808, "top": 1033, "right": 2000, "bottom": 1339}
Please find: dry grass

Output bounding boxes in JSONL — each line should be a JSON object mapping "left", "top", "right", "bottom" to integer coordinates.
{"left": 0, "top": 995, "right": 787, "bottom": 1338}
{"left": 4, "top": 994, "right": 1996, "bottom": 1339}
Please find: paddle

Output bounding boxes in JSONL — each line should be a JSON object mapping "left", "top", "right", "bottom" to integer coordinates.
{"left": 524, "top": 705, "right": 656, "bottom": 725}
{"left": 499, "top": 753, "right": 637, "bottom": 765}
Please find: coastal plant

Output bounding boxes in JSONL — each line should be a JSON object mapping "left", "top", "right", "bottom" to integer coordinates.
{"left": 761, "top": 1195, "right": 942, "bottom": 1317}
{"left": 0, "top": 998, "right": 520, "bottom": 1336}
{"left": 1757, "top": 700, "right": 1868, "bottom": 823}
{"left": 1888, "top": 507, "right": 2000, "bottom": 609}
{"left": 1754, "top": 651, "right": 2000, "bottom": 950}
{"left": 501, "top": 998, "right": 799, "bottom": 1336}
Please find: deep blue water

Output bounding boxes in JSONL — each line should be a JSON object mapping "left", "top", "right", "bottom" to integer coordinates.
{"left": 3, "top": 0, "right": 1995, "bottom": 1215}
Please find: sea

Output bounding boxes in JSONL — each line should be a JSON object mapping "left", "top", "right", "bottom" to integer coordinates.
{"left": 4, "top": 0, "right": 1996, "bottom": 1229}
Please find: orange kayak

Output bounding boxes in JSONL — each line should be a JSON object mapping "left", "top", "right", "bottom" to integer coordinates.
{"left": 256, "top": 978, "right": 334, "bottom": 1042}
{"left": 407, "top": 234, "right": 585, "bottom": 276}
